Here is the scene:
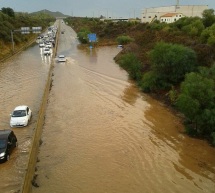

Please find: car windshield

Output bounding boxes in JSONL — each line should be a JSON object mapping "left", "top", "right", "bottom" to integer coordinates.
{"left": 12, "top": 110, "right": 26, "bottom": 117}
{"left": 0, "top": 139, "right": 7, "bottom": 149}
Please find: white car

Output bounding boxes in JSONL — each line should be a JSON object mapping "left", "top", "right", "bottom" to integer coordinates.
{"left": 39, "top": 43, "right": 45, "bottom": 47}
{"left": 57, "top": 55, "right": 66, "bottom": 62}
{"left": 10, "top": 106, "right": 32, "bottom": 127}
{"left": 44, "top": 47, "right": 52, "bottom": 55}
{"left": 45, "top": 42, "right": 52, "bottom": 48}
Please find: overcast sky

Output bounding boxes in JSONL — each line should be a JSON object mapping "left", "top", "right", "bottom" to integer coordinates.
{"left": 0, "top": 0, "right": 214, "bottom": 18}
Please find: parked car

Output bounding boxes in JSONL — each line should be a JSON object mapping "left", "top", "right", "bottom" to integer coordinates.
{"left": 0, "top": 130, "right": 17, "bottom": 162}
{"left": 10, "top": 105, "right": 32, "bottom": 127}
{"left": 57, "top": 55, "right": 66, "bottom": 62}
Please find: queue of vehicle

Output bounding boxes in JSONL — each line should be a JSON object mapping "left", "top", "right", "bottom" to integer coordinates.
{"left": 38, "top": 25, "right": 58, "bottom": 56}
{"left": 0, "top": 26, "right": 59, "bottom": 163}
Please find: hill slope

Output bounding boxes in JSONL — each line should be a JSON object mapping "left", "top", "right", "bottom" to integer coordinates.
{"left": 31, "top": 9, "right": 69, "bottom": 18}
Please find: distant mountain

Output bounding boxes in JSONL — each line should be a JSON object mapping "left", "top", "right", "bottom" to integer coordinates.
{"left": 31, "top": 9, "right": 70, "bottom": 18}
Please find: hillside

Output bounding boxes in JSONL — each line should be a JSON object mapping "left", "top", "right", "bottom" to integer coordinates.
{"left": 31, "top": 9, "right": 70, "bottom": 18}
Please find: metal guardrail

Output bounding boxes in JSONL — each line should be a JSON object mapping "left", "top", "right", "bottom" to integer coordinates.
{"left": 20, "top": 20, "right": 61, "bottom": 193}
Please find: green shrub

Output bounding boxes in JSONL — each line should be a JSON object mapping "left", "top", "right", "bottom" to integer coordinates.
{"left": 176, "top": 67, "right": 215, "bottom": 137}
{"left": 140, "top": 71, "right": 158, "bottom": 92}
{"left": 118, "top": 53, "right": 142, "bottom": 80}
{"left": 149, "top": 22, "right": 168, "bottom": 31}
{"left": 168, "top": 86, "right": 178, "bottom": 105}
{"left": 77, "top": 28, "right": 91, "bottom": 44}
{"left": 116, "top": 35, "right": 134, "bottom": 45}
{"left": 207, "top": 36, "right": 215, "bottom": 46}
{"left": 150, "top": 41, "right": 198, "bottom": 84}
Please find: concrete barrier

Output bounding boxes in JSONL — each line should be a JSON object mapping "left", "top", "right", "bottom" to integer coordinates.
{"left": 20, "top": 20, "right": 61, "bottom": 193}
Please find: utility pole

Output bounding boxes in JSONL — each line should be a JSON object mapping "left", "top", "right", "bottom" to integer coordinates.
{"left": 176, "top": 0, "right": 179, "bottom": 6}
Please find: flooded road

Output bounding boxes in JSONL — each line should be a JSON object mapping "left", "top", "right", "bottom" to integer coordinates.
{"left": 32, "top": 23, "right": 215, "bottom": 193}
{"left": 0, "top": 43, "right": 51, "bottom": 192}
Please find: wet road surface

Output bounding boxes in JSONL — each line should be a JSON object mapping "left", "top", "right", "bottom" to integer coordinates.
{"left": 31, "top": 23, "right": 215, "bottom": 193}
{"left": 0, "top": 42, "right": 51, "bottom": 192}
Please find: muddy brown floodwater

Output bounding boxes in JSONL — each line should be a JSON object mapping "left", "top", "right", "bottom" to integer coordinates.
{"left": 31, "top": 23, "right": 215, "bottom": 193}
{"left": 0, "top": 43, "right": 51, "bottom": 192}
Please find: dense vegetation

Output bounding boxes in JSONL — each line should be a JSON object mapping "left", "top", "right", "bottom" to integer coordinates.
{"left": 65, "top": 9, "right": 215, "bottom": 145}
{"left": 0, "top": 7, "right": 55, "bottom": 59}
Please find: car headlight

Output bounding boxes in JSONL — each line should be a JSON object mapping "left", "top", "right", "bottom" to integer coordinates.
{"left": 0, "top": 152, "right": 5, "bottom": 157}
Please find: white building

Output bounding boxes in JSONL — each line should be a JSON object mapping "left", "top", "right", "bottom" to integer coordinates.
{"left": 160, "top": 13, "right": 184, "bottom": 23}
{"left": 141, "top": 5, "right": 208, "bottom": 23}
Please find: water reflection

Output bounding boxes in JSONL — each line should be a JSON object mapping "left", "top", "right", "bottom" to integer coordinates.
{"left": 89, "top": 48, "right": 98, "bottom": 63}
{"left": 144, "top": 97, "right": 215, "bottom": 191}
{"left": 121, "top": 83, "right": 139, "bottom": 105}
{"left": 39, "top": 47, "right": 52, "bottom": 65}
{"left": 0, "top": 41, "right": 51, "bottom": 193}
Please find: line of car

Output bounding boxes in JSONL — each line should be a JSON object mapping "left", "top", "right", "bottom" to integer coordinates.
{"left": 38, "top": 26, "right": 57, "bottom": 56}
{"left": 1, "top": 25, "right": 67, "bottom": 163}
{"left": 38, "top": 26, "right": 66, "bottom": 62}
{"left": 1, "top": 27, "right": 61, "bottom": 163}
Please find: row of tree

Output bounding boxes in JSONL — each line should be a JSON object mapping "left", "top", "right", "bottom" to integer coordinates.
{"left": 147, "top": 9, "right": 215, "bottom": 46}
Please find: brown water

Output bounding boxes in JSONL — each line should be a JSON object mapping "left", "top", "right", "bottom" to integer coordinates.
{"left": 0, "top": 44, "right": 51, "bottom": 192}
{"left": 32, "top": 24, "right": 215, "bottom": 193}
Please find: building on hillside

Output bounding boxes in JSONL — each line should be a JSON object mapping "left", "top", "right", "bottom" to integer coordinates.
{"left": 141, "top": 5, "right": 208, "bottom": 23}
{"left": 160, "top": 13, "right": 184, "bottom": 23}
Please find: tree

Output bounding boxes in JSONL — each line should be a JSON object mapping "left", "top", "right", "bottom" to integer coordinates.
{"left": 77, "top": 28, "right": 91, "bottom": 44}
{"left": 200, "top": 24, "right": 215, "bottom": 46}
{"left": 181, "top": 19, "right": 205, "bottom": 36}
{"left": 149, "top": 42, "right": 198, "bottom": 85}
{"left": 140, "top": 71, "right": 159, "bottom": 92}
{"left": 118, "top": 53, "right": 142, "bottom": 81}
{"left": 171, "top": 17, "right": 205, "bottom": 36}
{"left": 1, "top": 7, "right": 15, "bottom": 17}
{"left": 202, "top": 9, "right": 215, "bottom": 28}
{"left": 176, "top": 66, "right": 215, "bottom": 136}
